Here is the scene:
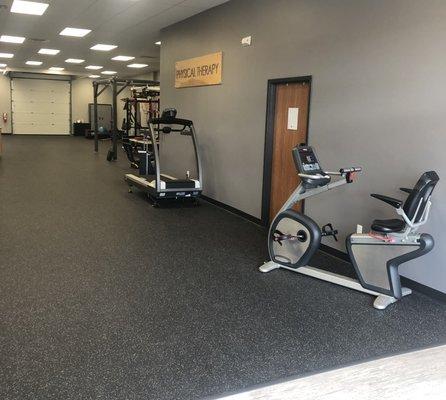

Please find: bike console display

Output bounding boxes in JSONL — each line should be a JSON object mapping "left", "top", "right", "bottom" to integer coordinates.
{"left": 292, "top": 145, "right": 331, "bottom": 188}
{"left": 293, "top": 146, "right": 323, "bottom": 175}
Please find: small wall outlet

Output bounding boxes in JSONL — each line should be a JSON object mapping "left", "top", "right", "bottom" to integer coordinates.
{"left": 241, "top": 36, "right": 252, "bottom": 46}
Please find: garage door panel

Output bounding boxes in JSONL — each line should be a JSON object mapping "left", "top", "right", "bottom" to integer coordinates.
{"left": 13, "top": 101, "right": 70, "bottom": 114}
{"left": 12, "top": 112, "right": 70, "bottom": 125}
{"left": 13, "top": 123, "right": 68, "bottom": 135}
{"left": 12, "top": 78, "right": 70, "bottom": 135}
{"left": 13, "top": 94, "right": 70, "bottom": 104}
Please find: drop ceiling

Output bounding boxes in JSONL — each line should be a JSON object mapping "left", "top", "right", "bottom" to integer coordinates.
{"left": 0, "top": 0, "right": 229, "bottom": 78}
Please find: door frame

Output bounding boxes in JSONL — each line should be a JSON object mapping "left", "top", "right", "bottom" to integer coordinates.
{"left": 261, "top": 75, "right": 312, "bottom": 226}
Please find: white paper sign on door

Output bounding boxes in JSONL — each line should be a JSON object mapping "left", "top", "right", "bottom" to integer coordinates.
{"left": 287, "top": 107, "right": 299, "bottom": 131}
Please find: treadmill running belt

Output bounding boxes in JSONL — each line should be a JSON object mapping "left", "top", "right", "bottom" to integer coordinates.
{"left": 162, "top": 177, "right": 197, "bottom": 189}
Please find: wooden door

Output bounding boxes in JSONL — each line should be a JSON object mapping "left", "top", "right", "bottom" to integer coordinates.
{"left": 269, "top": 82, "right": 310, "bottom": 220}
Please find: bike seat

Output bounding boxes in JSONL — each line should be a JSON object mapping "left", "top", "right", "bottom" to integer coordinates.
{"left": 371, "top": 218, "right": 406, "bottom": 233}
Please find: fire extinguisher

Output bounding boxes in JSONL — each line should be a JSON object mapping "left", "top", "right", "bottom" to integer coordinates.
{"left": 2, "top": 112, "right": 7, "bottom": 123}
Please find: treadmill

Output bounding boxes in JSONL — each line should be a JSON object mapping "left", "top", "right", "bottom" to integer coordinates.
{"left": 124, "top": 109, "right": 203, "bottom": 205}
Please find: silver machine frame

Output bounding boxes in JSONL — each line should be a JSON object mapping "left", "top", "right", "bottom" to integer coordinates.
{"left": 124, "top": 117, "right": 203, "bottom": 200}
{"left": 260, "top": 170, "right": 434, "bottom": 310}
{"left": 148, "top": 119, "right": 203, "bottom": 196}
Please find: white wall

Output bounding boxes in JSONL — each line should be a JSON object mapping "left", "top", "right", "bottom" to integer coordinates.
{"left": 0, "top": 74, "right": 12, "bottom": 134}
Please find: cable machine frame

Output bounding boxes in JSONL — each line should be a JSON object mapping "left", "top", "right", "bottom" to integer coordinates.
{"left": 92, "top": 77, "right": 159, "bottom": 160}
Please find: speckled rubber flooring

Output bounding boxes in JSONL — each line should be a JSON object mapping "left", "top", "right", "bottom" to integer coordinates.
{"left": 1, "top": 136, "right": 445, "bottom": 400}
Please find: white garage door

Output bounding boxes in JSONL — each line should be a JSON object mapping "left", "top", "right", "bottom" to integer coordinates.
{"left": 11, "top": 78, "right": 70, "bottom": 135}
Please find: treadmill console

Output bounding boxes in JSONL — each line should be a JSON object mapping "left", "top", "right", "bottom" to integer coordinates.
{"left": 292, "top": 145, "right": 323, "bottom": 175}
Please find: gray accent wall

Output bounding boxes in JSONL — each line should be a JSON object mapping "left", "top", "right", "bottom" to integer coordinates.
{"left": 160, "top": 0, "right": 446, "bottom": 293}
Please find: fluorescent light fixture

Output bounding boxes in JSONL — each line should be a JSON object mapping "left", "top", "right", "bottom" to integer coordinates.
{"left": 0, "top": 35, "right": 26, "bottom": 44}
{"left": 155, "top": 41, "right": 161, "bottom": 45}
{"left": 49, "top": 67, "right": 64, "bottom": 71}
{"left": 85, "top": 65, "right": 102, "bottom": 70}
{"left": 65, "top": 58, "right": 85, "bottom": 64}
{"left": 90, "top": 44, "right": 117, "bottom": 51}
{"left": 88, "top": 75, "right": 100, "bottom": 78}
{"left": 26, "top": 60, "right": 42, "bottom": 65}
{"left": 59, "top": 27, "right": 91, "bottom": 38}
{"left": 0, "top": 53, "right": 14, "bottom": 58}
{"left": 112, "top": 55, "right": 135, "bottom": 61}
{"left": 127, "top": 63, "right": 148, "bottom": 68}
{"left": 38, "top": 48, "right": 60, "bottom": 55}
{"left": 0, "top": 63, "right": 7, "bottom": 68}
{"left": 10, "top": 0, "right": 49, "bottom": 15}
{"left": 101, "top": 70, "right": 117, "bottom": 75}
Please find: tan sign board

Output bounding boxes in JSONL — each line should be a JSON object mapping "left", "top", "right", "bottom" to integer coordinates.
{"left": 175, "top": 52, "right": 222, "bottom": 88}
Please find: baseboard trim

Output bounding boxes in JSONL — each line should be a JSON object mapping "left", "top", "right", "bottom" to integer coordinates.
{"left": 200, "top": 195, "right": 262, "bottom": 226}
{"left": 320, "top": 244, "right": 446, "bottom": 303}
{"left": 400, "top": 276, "right": 446, "bottom": 303}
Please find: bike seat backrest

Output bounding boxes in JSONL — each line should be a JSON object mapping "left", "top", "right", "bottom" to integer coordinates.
{"left": 403, "top": 171, "right": 439, "bottom": 222}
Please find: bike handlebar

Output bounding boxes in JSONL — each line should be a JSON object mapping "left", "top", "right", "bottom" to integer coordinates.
{"left": 340, "top": 167, "right": 362, "bottom": 174}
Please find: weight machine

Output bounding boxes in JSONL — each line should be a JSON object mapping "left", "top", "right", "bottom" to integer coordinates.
{"left": 92, "top": 77, "right": 159, "bottom": 161}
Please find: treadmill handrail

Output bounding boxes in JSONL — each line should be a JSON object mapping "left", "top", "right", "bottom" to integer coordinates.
{"left": 150, "top": 116, "right": 193, "bottom": 127}
{"left": 147, "top": 118, "right": 203, "bottom": 193}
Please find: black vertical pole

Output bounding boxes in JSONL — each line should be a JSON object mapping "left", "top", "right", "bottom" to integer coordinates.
{"left": 112, "top": 79, "right": 118, "bottom": 160}
{"left": 93, "top": 82, "right": 99, "bottom": 152}
{"left": 135, "top": 100, "right": 139, "bottom": 137}
{"left": 125, "top": 100, "right": 130, "bottom": 138}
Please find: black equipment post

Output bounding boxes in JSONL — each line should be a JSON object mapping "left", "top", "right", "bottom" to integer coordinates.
{"left": 93, "top": 82, "right": 99, "bottom": 152}
{"left": 112, "top": 79, "right": 118, "bottom": 160}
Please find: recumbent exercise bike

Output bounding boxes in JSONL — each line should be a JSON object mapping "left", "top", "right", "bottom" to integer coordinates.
{"left": 260, "top": 145, "right": 439, "bottom": 309}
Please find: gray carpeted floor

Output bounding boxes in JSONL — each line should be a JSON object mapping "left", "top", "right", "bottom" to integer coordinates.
{"left": 0, "top": 136, "right": 445, "bottom": 400}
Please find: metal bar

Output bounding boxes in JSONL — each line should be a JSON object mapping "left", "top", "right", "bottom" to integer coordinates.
{"left": 97, "top": 84, "right": 109, "bottom": 97}
{"left": 148, "top": 121, "right": 161, "bottom": 191}
{"left": 93, "top": 79, "right": 113, "bottom": 85}
{"left": 296, "top": 266, "right": 384, "bottom": 296}
{"left": 123, "top": 79, "right": 159, "bottom": 86}
{"left": 95, "top": 78, "right": 158, "bottom": 86}
{"left": 116, "top": 82, "right": 130, "bottom": 96}
{"left": 158, "top": 188, "right": 201, "bottom": 193}
{"left": 93, "top": 82, "right": 99, "bottom": 152}
{"left": 190, "top": 125, "right": 203, "bottom": 189}
{"left": 134, "top": 98, "right": 139, "bottom": 136}
{"left": 125, "top": 100, "right": 130, "bottom": 138}
{"left": 112, "top": 79, "right": 118, "bottom": 159}
{"left": 69, "top": 80, "right": 72, "bottom": 135}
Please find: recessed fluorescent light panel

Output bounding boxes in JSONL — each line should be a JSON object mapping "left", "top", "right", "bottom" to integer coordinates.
{"left": 65, "top": 58, "right": 85, "bottom": 64}
{"left": 26, "top": 60, "right": 42, "bottom": 65}
{"left": 38, "top": 48, "right": 60, "bottom": 55}
{"left": 0, "top": 63, "right": 7, "bottom": 67}
{"left": 49, "top": 67, "right": 64, "bottom": 71}
{"left": 101, "top": 71, "right": 117, "bottom": 75}
{"left": 90, "top": 44, "right": 117, "bottom": 51}
{"left": 155, "top": 41, "right": 161, "bottom": 45}
{"left": 112, "top": 55, "right": 135, "bottom": 61}
{"left": 59, "top": 27, "right": 91, "bottom": 38}
{"left": 10, "top": 0, "right": 49, "bottom": 15}
{"left": 127, "top": 63, "right": 148, "bottom": 68}
{"left": 0, "top": 35, "right": 26, "bottom": 44}
{"left": 88, "top": 75, "right": 100, "bottom": 78}
{"left": 85, "top": 65, "right": 102, "bottom": 70}
{"left": 0, "top": 53, "right": 14, "bottom": 58}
